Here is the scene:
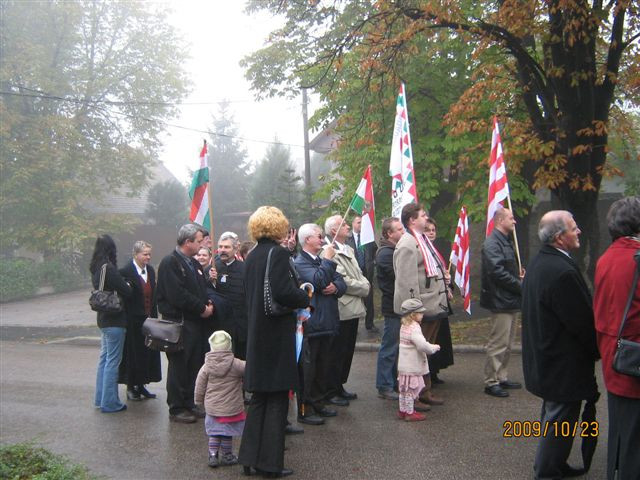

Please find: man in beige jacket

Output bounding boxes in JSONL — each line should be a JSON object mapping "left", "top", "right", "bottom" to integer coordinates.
{"left": 321, "top": 215, "right": 370, "bottom": 406}
{"left": 393, "top": 203, "right": 448, "bottom": 406}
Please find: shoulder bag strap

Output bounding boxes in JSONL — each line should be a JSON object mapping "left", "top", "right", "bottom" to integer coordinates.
{"left": 265, "top": 247, "right": 274, "bottom": 282}
{"left": 99, "top": 263, "right": 107, "bottom": 291}
{"left": 616, "top": 250, "right": 640, "bottom": 341}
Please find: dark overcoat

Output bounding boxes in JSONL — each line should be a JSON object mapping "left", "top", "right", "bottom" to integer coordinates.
{"left": 243, "top": 239, "right": 309, "bottom": 392}
{"left": 118, "top": 260, "right": 161, "bottom": 385}
{"left": 521, "top": 245, "right": 600, "bottom": 402}
{"left": 213, "top": 257, "right": 248, "bottom": 342}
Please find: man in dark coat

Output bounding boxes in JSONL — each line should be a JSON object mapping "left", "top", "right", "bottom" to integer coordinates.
{"left": 212, "top": 231, "right": 248, "bottom": 359}
{"left": 157, "top": 224, "right": 214, "bottom": 424}
{"left": 375, "top": 217, "right": 404, "bottom": 400}
{"left": 522, "top": 210, "right": 600, "bottom": 479}
{"left": 346, "top": 214, "right": 379, "bottom": 332}
{"left": 294, "top": 223, "right": 347, "bottom": 425}
{"left": 480, "top": 207, "right": 524, "bottom": 397}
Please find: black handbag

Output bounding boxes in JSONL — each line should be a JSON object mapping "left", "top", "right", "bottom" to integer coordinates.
{"left": 612, "top": 251, "right": 640, "bottom": 378}
{"left": 264, "top": 247, "right": 294, "bottom": 317}
{"left": 141, "top": 317, "right": 184, "bottom": 353}
{"left": 89, "top": 264, "right": 123, "bottom": 313}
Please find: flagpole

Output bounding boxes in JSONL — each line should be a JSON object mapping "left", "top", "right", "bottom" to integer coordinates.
{"left": 205, "top": 139, "right": 215, "bottom": 241}
{"left": 329, "top": 203, "right": 352, "bottom": 246}
{"left": 505, "top": 195, "right": 523, "bottom": 273}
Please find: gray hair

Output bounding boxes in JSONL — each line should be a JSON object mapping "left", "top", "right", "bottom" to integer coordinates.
{"left": 177, "top": 224, "right": 204, "bottom": 246}
{"left": 538, "top": 211, "right": 572, "bottom": 245}
{"left": 607, "top": 196, "right": 640, "bottom": 240}
{"left": 298, "top": 223, "right": 322, "bottom": 245}
{"left": 218, "top": 231, "right": 239, "bottom": 247}
{"left": 324, "top": 215, "right": 342, "bottom": 236}
{"left": 132, "top": 240, "right": 152, "bottom": 255}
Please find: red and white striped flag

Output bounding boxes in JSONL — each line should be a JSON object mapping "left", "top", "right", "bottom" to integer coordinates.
{"left": 450, "top": 206, "right": 471, "bottom": 314}
{"left": 485, "top": 117, "right": 510, "bottom": 236}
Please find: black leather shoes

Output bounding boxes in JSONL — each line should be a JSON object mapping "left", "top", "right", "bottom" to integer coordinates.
{"left": 499, "top": 380, "right": 522, "bottom": 389}
{"left": 561, "top": 464, "right": 586, "bottom": 477}
{"left": 314, "top": 406, "right": 337, "bottom": 417}
{"left": 284, "top": 423, "right": 304, "bottom": 435}
{"left": 127, "top": 389, "right": 142, "bottom": 401}
{"left": 191, "top": 405, "right": 206, "bottom": 418}
{"left": 263, "top": 468, "right": 294, "bottom": 478}
{"left": 138, "top": 385, "right": 157, "bottom": 399}
{"left": 298, "top": 414, "right": 325, "bottom": 425}
{"left": 484, "top": 385, "right": 509, "bottom": 397}
{"left": 339, "top": 389, "right": 357, "bottom": 400}
{"left": 327, "top": 396, "right": 349, "bottom": 406}
{"left": 169, "top": 411, "right": 197, "bottom": 423}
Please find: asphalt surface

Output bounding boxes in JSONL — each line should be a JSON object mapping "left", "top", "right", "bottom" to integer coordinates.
{"left": 0, "top": 291, "right": 608, "bottom": 479}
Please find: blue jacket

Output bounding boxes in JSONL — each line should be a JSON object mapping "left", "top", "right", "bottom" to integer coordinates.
{"left": 294, "top": 251, "right": 347, "bottom": 337}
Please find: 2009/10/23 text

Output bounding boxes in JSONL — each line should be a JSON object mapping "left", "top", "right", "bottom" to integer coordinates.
{"left": 502, "top": 421, "right": 599, "bottom": 438}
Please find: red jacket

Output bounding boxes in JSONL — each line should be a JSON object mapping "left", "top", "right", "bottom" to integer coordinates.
{"left": 594, "top": 237, "right": 640, "bottom": 398}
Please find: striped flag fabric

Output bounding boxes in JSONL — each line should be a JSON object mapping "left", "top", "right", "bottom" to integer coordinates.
{"left": 389, "top": 83, "right": 418, "bottom": 218}
{"left": 349, "top": 165, "right": 376, "bottom": 245}
{"left": 485, "top": 116, "right": 510, "bottom": 236}
{"left": 189, "top": 140, "right": 211, "bottom": 231}
{"left": 450, "top": 206, "right": 471, "bottom": 314}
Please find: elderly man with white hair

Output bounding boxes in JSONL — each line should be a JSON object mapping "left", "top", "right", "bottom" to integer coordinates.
{"left": 522, "top": 210, "right": 600, "bottom": 479}
{"left": 320, "top": 215, "right": 370, "bottom": 405}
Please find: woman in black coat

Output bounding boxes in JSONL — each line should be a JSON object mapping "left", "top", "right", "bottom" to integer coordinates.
{"left": 89, "top": 234, "right": 132, "bottom": 413}
{"left": 118, "top": 241, "right": 162, "bottom": 401}
{"left": 238, "top": 206, "right": 310, "bottom": 478}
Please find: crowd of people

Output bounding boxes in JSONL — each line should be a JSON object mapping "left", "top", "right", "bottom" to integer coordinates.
{"left": 88, "top": 196, "right": 639, "bottom": 479}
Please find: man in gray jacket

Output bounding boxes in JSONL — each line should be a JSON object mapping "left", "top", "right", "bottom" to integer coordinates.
{"left": 393, "top": 203, "right": 447, "bottom": 406}
{"left": 321, "top": 215, "right": 370, "bottom": 405}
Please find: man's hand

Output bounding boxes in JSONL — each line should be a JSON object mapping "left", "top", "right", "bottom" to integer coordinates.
{"left": 201, "top": 303, "right": 214, "bottom": 318}
{"left": 519, "top": 268, "right": 526, "bottom": 280}
{"left": 324, "top": 244, "right": 336, "bottom": 260}
{"left": 443, "top": 271, "right": 451, "bottom": 285}
{"left": 322, "top": 282, "right": 337, "bottom": 295}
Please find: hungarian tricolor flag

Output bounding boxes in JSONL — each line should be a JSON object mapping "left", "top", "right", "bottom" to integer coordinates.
{"left": 349, "top": 165, "right": 376, "bottom": 245}
{"left": 450, "top": 206, "right": 471, "bottom": 314}
{"left": 389, "top": 83, "right": 418, "bottom": 218}
{"left": 189, "top": 140, "right": 211, "bottom": 231}
{"left": 486, "top": 116, "right": 510, "bottom": 237}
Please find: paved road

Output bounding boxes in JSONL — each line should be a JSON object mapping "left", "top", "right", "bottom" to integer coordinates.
{"left": 0, "top": 340, "right": 608, "bottom": 480}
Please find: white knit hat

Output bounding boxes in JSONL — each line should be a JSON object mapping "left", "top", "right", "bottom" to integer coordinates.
{"left": 209, "top": 330, "right": 232, "bottom": 352}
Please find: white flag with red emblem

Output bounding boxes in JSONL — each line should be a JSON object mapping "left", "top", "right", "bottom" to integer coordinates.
{"left": 389, "top": 83, "right": 418, "bottom": 218}
{"left": 450, "top": 206, "right": 471, "bottom": 314}
{"left": 349, "top": 165, "right": 376, "bottom": 245}
{"left": 486, "top": 117, "right": 510, "bottom": 236}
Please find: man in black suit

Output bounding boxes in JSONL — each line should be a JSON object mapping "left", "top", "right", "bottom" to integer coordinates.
{"left": 346, "top": 215, "right": 378, "bottom": 332}
{"left": 522, "top": 211, "right": 600, "bottom": 479}
{"left": 157, "top": 224, "right": 214, "bottom": 423}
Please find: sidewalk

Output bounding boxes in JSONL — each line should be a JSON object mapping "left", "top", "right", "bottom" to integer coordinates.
{"left": 0, "top": 290, "right": 522, "bottom": 353}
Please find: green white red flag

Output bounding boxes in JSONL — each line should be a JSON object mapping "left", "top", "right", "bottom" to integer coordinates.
{"left": 389, "top": 83, "right": 418, "bottom": 218}
{"left": 349, "top": 165, "right": 376, "bottom": 245}
{"left": 189, "top": 140, "right": 211, "bottom": 231}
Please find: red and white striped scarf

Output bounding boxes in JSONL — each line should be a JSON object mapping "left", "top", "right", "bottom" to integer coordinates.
{"left": 409, "top": 228, "right": 439, "bottom": 278}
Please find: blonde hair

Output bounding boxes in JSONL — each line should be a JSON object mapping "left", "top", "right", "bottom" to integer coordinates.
{"left": 247, "top": 206, "right": 290, "bottom": 242}
{"left": 401, "top": 311, "right": 422, "bottom": 326}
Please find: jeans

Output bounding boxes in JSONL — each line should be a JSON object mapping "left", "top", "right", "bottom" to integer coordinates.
{"left": 375, "top": 315, "right": 400, "bottom": 392}
{"left": 95, "top": 327, "right": 126, "bottom": 412}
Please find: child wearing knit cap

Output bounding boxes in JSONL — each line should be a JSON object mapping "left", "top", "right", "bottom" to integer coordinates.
{"left": 195, "top": 330, "right": 246, "bottom": 468}
{"left": 397, "top": 298, "right": 440, "bottom": 422}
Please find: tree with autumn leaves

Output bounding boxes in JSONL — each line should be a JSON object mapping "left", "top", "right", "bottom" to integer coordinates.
{"left": 242, "top": 0, "right": 639, "bottom": 276}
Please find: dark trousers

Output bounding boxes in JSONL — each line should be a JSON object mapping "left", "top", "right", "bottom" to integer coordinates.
{"left": 165, "top": 319, "right": 206, "bottom": 415}
{"left": 534, "top": 399, "right": 582, "bottom": 479}
{"left": 364, "top": 283, "right": 375, "bottom": 329}
{"left": 301, "top": 335, "right": 333, "bottom": 408}
{"left": 607, "top": 391, "right": 640, "bottom": 480}
{"left": 328, "top": 318, "right": 359, "bottom": 396}
{"left": 238, "top": 390, "right": 289, "bottom": 473}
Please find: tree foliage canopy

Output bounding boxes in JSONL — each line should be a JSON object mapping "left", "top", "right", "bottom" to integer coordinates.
{"left": 0, "top": 0, "right": 190, "bottom": 254}
{"left": 242, "top": 0, "right": 639, "bottom": 273}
